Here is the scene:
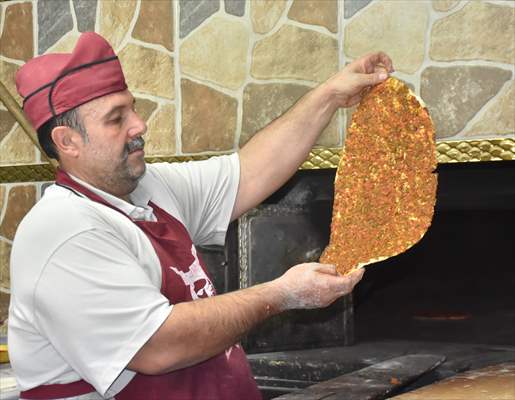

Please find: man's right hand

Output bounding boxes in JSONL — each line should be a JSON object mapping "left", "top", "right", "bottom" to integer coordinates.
{"left": 271, "top": 263, "right": 365, "bottom": 311}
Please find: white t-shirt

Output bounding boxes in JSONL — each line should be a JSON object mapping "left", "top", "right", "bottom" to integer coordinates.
{"left": 8, "top": 154, "right": 240, "bottom": 398}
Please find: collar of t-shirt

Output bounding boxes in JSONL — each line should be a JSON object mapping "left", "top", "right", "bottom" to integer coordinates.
{"left": 67, "top": 173, "right": 157, "bottom": 222}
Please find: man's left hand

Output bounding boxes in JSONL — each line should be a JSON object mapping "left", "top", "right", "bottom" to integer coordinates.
{"left": 324, "top": 51, "right": 394, "bottom": 108}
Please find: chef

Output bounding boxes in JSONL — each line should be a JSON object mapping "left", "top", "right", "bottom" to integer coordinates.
{"left": 8, "top": 32, "right": 393, "bottom": 399}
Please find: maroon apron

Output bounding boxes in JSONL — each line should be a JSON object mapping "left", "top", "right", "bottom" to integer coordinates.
{"left": 21, "top": 170, "right": 261, "bottom": 400}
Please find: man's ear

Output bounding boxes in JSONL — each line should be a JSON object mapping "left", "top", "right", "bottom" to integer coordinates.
{"left": 51, "top": 126, "right": 83, "bottom": 158}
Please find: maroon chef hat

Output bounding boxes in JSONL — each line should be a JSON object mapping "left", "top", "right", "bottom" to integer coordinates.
{"left": 16, "top": 32, "right": 127, "bottom": 130}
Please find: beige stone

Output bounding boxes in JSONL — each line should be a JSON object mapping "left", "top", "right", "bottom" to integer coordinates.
{"left": 241, "top": 82, "right": 338, "bottom": 147}
{"left": 180, "top": 16, "right": 249, "bottom": 90}
{"left": 0, "top": 110, "right": 16, "bottom": 143}
{"left": 252, "top": 24, "right": 338, "bottom": 82}
{"left": 251, "top": 0, "right": 288, "bottom": 34}
{"left": 0, "top": 185, "right": 36, "bottom": 241}
{"left": 420, "top": 66, "right": 512, "bottom": 138}
{"left": 0, "top": 2, "right": 33, "bottom": 61}
{"left": 98, "top": 0, "right": 137, "bottom": 50}
{"left": 181, "top": 79, "right": 237, "bottom": 153}
{"left": 0, "top": 319, "right": 7, "bottom": 336}
{"left": 0, "top": 60, "right": 21, "bottom": 103}
{"left": 46, "top": 31, "right": 80, "bottom": 53}
{"left": 144, "top": 103, "right": 176, "bottom": 156}
{"left": 0, "top": 241, "right": 11, "bottom": 289}
{"left": 432, "top": 0, "right": 459, "bottom": 12}
{"left": 0, "top": 186, "right": 5, "bottom": 217}
{"left": 0, "top": 292, "right": 9, "bottom": 335}
{"left": 344, "top": 1, "right": 429, "bottom": 74}
{"left": 119, "top": 44, "right": 174, "bottom": 99}
{"left": 430, "top": 2, "right": 515, "bottom": 64}
{"left": 135, "top": 97, "right": 158, "bottom": 122}
{"left": 288, "top": 0, "right": 338, "bottom": 33}
{"left": 133, "top": 0, "right": 174, "bottom": 51}
{"left": 0, "top": 125, "right": 37, "bottom": 165}
{"left": 465, "top": 80, "right": 515, "bottom": 137}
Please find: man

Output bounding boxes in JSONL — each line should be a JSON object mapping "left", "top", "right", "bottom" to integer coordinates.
{"left": 9, "top": 32, "right": 393, "bottom": 399}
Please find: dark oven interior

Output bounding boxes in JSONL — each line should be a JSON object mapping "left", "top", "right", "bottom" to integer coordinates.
{"left": 199, "top": 160, "right": 515, "bottom": 399}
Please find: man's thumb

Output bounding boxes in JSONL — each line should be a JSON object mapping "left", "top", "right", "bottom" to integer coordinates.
{"left": 315, "top": 263, "right": 338, "bottom": 275}
{"left": 359, "top": 71, "right": 389, "bottom": 86}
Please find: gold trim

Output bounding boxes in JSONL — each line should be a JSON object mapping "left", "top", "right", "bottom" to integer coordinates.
{"left": 0, "top": 139, "right": 513, "bottom": 183}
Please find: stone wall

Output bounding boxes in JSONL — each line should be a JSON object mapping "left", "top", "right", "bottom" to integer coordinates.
{"left": 0, "top": 0, "right": 514, "bottom": 332}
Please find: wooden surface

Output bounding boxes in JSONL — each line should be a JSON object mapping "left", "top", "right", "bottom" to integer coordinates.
{"left": 391, "top": 362, "right": 515, "bottom": 399}
{"left": 273, "top": 354, "right": 445, "bottom": 399}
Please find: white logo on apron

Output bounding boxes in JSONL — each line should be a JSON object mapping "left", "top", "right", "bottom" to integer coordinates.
{"left": 170, "top": 244, "right": 215, "bottom": 300}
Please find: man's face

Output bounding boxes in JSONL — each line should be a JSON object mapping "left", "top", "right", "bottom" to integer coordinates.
{"left": 76, "top": 90, "right": 147, "bottom": 196}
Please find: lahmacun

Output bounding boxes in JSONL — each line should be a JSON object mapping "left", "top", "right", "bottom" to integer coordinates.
{"left": 320, "top": 77, "right": 437, "bottom": 276}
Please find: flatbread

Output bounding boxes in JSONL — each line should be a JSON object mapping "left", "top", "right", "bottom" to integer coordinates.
{"left": 390, "top": 363, "right": 515, "bottom": 399}
{"left": 320, "top": 77, "right": 437, "bottom": 276}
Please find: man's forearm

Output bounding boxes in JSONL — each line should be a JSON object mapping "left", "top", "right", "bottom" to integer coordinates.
{"left": 233, "top": 83, "right": 336, "bottom": 219}
{"left": 128, "top": 281, "right": 284, "bottom": 374}
{"left": 128, "top": 263, "right": 364, "bottom": 375}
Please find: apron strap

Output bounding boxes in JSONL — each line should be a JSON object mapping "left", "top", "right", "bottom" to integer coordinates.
{"left": 20, "top": 380, "right": 95, "bottom": 399}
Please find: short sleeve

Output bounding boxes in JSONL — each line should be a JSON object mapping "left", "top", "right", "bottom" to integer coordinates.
{"left": 143, "top": 153, "right": 240, "bottom": 246}
{"left": 34, "top": 229, "right": 172, "bottom": 397}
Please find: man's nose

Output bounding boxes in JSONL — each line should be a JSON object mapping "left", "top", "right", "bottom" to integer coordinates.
{"left": 128, "top": 111, "right": 147, "bottom": 138}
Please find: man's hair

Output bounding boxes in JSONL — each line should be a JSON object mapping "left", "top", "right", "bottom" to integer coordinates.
{"left": 37, "top": 107, "right": 88, "bottom": 160}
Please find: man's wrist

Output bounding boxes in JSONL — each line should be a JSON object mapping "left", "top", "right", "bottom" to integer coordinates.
{"left": 313, "top": 80, "right": 340, "bottom": 116}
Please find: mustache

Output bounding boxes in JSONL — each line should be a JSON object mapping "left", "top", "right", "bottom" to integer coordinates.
{"left": 126, "top": 137, "right": 145, "bottom": 153}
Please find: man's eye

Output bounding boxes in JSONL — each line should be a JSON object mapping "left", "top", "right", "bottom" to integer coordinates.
{"left": 109, "top": 116, "right": 122, "bottom": 124}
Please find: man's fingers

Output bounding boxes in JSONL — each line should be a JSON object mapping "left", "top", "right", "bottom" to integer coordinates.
{"left": 329, "top": 268, "right": 365, "bottom": 295}
{"left": 363, "top": 51, "right": 394, "bottom": 73}
{"left": 348, "top": 51, "right": 394, "bottom": 74}
{"left": 348, "top": 268, "right": 365, "bottom": 286}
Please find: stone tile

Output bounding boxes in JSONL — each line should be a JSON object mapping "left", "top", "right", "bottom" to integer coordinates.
{"left": 0, "top": 2, "right": 33, "bottom": 61}
{"left": 0, "top": 186, "right": 5, "bottom": 216}
{"left": 133, "top": 0, "right": 174, "bottom": 52}
{"left": 0, "top": 60, "right": 21, "bottom": 104}
{"left": 241, "top": 82, "right": 307, "bottom": 146}
{"left": 145, "top": 103, "right": 176, "bottom": 156}
{"left": 225, "top": 0, "right": 245, "bottom": 17}
{"left": 0, "top": 241, "right": 11, "bottom": 289}
{"left": 251, "top": 0, "right": 288, "bottom": 34}
{"left": 344, "top": 1, "right": 429, "bottom": 74}
{"left": 0, "top": 125, "right": 37, "bottom": 165}
{"left": 135, "top": 98, "right": 158, "bottom": 122}
{"left": 119, "top": 44, "right": 174, "bottom": 99}
{"left": 99, "top": 0, "right": 137, "bottom": 50}
{"left": 432, "top": 0, "right": 459, "bottom": 12}
{"left": 344, "top": 0, "right": 372, "bottom": 19}
{"left": 252, "top": 24, "right": 338, "bottom": 82}
{"left": 430, "top": 2, "right": 515, "bottom": 64}
{"left": 47, "top": 31, "right": 80, "bottom": 53}
{"left": 0, "top": 292, "right": 9, "bottom": 333}
{"left": 38, "top": 0, "right": 73, "bottom": 54}
{"left": 73, "top": 0, "right": 97, "bottom": 32}
{"left": 179, "top": 0, "right": 219, "bottom": 39}
{"left": 317, "top": 113, "right": 339, "bottom": 147}
{"left": 0, "top": 185, "right": 36, "bottom": 241}
{"left": 180, "top": 16, "right": 249, "bottom": 90}
{"left": 420, "top": 66, "right": 512, "bottom": 138}
{"left": 0, "top": 110, "right": 16, "bottom": 143}
{"left": 288, "top": 0, "right": 338, "bottom": 33}
{"left": 0, "top": 320, "right": 7, "bottom": 336}
{"left": 181, "top": 79, "right": 237, "bottom": 153}
{"left": 465, "top": 80, "right": 515, "bottom": 137}
{"left": 241, "top": 82, "right": 338, "bottom": 147}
